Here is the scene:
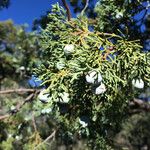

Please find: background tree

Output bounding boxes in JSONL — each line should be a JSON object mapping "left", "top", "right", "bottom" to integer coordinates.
{"left": 0, "top": 20, "right": 46, "bottom": 149}
{"left": 0, "top": 20, "right": 41, "bottom": 86}
{"left": 114, "top": 113, "right": 150, "bottom": 149}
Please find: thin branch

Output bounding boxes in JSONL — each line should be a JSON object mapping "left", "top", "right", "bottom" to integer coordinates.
{"left": 0, "top": 88, "right": 35, "bottom": 94}
{"left": 61, "top": 0, "right": 71, "bottom": 21}
{"left": 32, "top": 113, "right": 37, "bottom": 132}
{"left": 18, "top": 92, "right": 34, "bottom": 108}
{"left": 0, "top": 114, "right": 10, "bottom": 120}
{"left": 133, "top": 98, "right": 150, "bottom": 111}
{"left": 34, "top": 130, "right": 56, "bottom": 150}
{"left": 96, "top": 32, "right": 123, "bottom": 39}
{"left": 0, "top": 93, "right": 35, "bottom": 120}
{"left": 81, "top": 0, "right": 89, "bottom": 16}
{"left": 129, "top": 98, "right": 150, "bottom": 114}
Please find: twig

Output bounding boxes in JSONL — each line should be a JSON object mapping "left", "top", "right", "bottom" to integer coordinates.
{"left": 96, "top": 32, "right": 123, "bottom": 39}
{"left": 32, "top": 113, "right": 37, "bottom": 132}
{"left": 81, "top": 0, "right": 89, "bottom": 16}
{"left": 34, "top": 130, "right": 56, "bottom": 150}
{"left": 0, "top": 88, "right": 35, "bottom": 94}
{"left": 16, "top": 93, "right": 35, "bottom": 111}
{"left": 61, "top": 0, "right": 71, "bottom": 21}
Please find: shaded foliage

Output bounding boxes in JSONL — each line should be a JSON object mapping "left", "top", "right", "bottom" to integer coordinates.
{"left": 0, "top": 0, "right": 10, "bottom": 10}
{"left": 114, "top": 112, "right": 150, "bottom": 149}
{"left": 94, "top": 0, "right": 150, "bottom": 51}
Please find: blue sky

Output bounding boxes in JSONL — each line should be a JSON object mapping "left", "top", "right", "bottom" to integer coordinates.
{"left": 0, "top": 0, "right": 66, "bottom": 29}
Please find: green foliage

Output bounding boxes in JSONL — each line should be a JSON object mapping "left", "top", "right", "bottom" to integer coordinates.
{"left": 0, "top": 21, "right": 44, "bottom": 149}
{"left": 35, "top": 4, "right": 150, "bottom": 149}
{"left": 0, "top": 20, "right": 41, "bottom": 81}
{"left": 0, "top": 137, "right": 14, "bottom": 150}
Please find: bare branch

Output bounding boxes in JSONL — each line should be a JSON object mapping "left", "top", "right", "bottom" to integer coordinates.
{"left": 0, "top": 88, "right": 35, "bottom": 94}
{"left": 128, "top": 98, "right": 150, "bottom": 114}
{"left": 0, "top": 93, "right": 36, "bottom": 120}
{"left": 61, "top": 0, "right": 71, "bottom": 21}
{"left": 32, "top": 113, "right": 37, "bottom": 132}
{"left": 18, "top": 93, "right": 35, "bottom": 107}
{"left": 0, "top": 114, "right": 10, "bottom": 120}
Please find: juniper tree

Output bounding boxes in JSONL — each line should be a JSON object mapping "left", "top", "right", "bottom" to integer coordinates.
{"left": 34, "top": 3, "right": 150, "bottom": 149}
